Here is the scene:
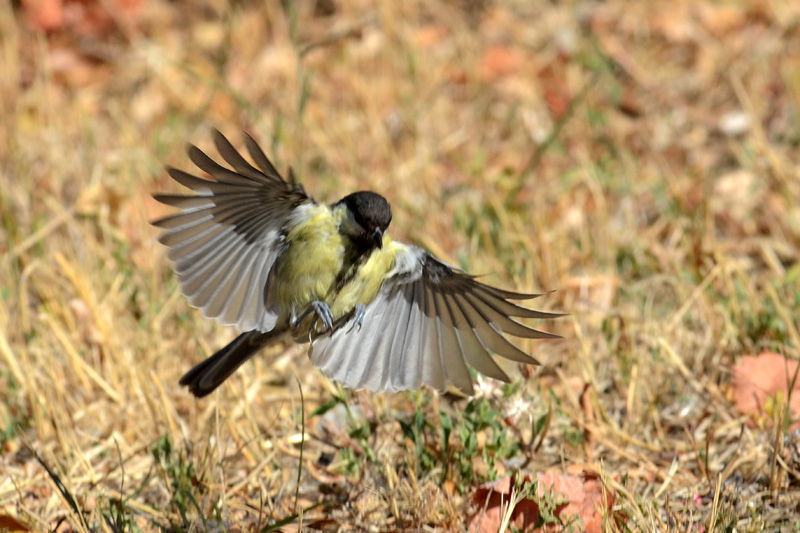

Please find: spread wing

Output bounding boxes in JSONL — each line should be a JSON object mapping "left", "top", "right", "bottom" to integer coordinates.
{"left": 309, "top": 243, "right": 562, "bottom": 394}
{"left": 152, "top": 130, "right": 312, "bottom": 332}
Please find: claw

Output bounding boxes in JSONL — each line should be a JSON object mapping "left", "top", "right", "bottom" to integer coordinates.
{"left": 292, "top": 300, "right": 334, "bottom": 332}
{"left": 313, "top": 301, "right": 334, "bottom": 331}
{"left": 348, "top": 304, "right": 366, "bottom": 333}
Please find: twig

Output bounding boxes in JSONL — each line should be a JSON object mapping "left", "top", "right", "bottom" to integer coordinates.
{"left": 293, "top": 376, "right": 305, "bottom": 516}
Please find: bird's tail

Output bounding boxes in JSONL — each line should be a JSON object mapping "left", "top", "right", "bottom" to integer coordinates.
{"left": 179, "top": 329, "right": 287, "bottom": 398}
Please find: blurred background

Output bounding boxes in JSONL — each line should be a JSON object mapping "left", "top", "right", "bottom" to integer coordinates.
{"left": 1, "top": 0, "right": 799, "bottom": 530}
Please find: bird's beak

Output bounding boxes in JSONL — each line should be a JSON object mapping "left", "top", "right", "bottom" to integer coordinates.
{"left": 373, "top": 228, "right": 383, "bottom": 250}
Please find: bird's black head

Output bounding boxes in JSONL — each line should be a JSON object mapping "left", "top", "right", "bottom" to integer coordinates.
{"left": 336, "top": 191, "right": 392, "bottom": 250}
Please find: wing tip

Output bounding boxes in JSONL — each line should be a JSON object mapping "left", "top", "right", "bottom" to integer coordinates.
{"left": 524, "top": 355, "right": 542, "bottom": 366}
{"left": 242, "top": 129, "right": 258, "bottom": 145}
{"left": 212, "top": 128, "right": 241, "bottom": 158}
{"left": 535, "top": 311, "right": 569, "bottom": 319}
{"left": 517, "top": 327, "right": 562, "bottom": 340}
{"left": 166, "top": 166, "right": 185, "bottom": 181}
{"left": 187, "top": 143, "right": 207, "bottom": 165}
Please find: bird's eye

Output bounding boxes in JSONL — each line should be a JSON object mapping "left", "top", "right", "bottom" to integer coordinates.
{"left": 347, "top": 211, "right": 366, "bottom": 233}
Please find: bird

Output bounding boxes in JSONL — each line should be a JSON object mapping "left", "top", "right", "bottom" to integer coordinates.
{"left": 153, "top": 129, "right": 561, "bottom": 398}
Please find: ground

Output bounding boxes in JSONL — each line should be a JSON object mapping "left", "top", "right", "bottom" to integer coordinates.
{"left": 1, "top": 0, "right": 800, "bottom": 531}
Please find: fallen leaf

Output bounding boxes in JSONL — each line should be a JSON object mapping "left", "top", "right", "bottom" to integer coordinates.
{"left": 480, "top": 45, "right": 522, "bottom": 81}
{"left": 544, "top": 89, "right": 570, "bottom": 119}
{"left": 20, "top": 0, "right": 64, "bottom": 32}
{"left": 415, "top": 24, "right": 448, "bottom": 48}
{"left": 0, "top": 515, "right": 34, "bottom": 532}
{"left": 21, "top": 0, "right": 145, "bottom": 35}
{"left": 696, "top": 4, "right": 747, "bottom": 38}
{"left": 468, "top": 471, "right": 617, "bottom": 532}
{"left": 732, "top": 351, "right": 800, "bottom": 429}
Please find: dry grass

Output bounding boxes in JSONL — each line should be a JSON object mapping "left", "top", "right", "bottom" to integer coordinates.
{"left": 2, "top": 0, "right": 800, "bottom": 531}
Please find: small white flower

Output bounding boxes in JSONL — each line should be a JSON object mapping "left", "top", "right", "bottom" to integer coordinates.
{"left": 507, "top": 396, "right": 531, "bottom": 420}
{"left": 475, "top": 375, "right": 498, "bottom": 399}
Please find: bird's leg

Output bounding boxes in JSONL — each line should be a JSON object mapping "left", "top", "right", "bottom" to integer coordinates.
{"left": 347, "top": 304, "right": 366, "bottom": 333}
{"left": 292, "top": 300, "right": 334, "bottom": 332}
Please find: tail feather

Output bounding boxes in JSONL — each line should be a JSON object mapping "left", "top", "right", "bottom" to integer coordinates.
{"left": 179, "top": 329, "right": 286, "bottom": 397}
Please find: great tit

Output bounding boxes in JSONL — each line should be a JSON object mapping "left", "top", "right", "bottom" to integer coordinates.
{"left": 153, "top": 130, "right": 560, "bottom": 398}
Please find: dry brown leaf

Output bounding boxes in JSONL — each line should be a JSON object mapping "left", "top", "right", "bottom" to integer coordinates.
{"left": 21, "top": 0, "right": 144, "bottom": 35}
{"left": 480, "top": 45, "right": 523, "bottom": 81}
{"left": 468, "top": 471, "right": 616, "bottom": 532}
{"left": 696, "top": 4, "right": 748, "bottom": 37}
{"left": 732, "top": 351, "right": 800, "bottom": 428}
{"left": 415, "top": 24, "right": 449, "bottom": 48}
{"left": 20, "top": 0, "right": 64, "bottom": 32}
{"left": 0, "top": 515, "right": 34, "bottom": 532}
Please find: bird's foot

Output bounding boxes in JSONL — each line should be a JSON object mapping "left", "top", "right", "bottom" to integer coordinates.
{"left": 347, "top": 304, "right": 366, "bottom": 333}
{"left": 293, "top": 300, "right": 334, "bottom": 332}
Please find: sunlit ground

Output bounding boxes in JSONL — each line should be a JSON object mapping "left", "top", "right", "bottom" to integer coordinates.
{"left": 2, "top": 0, "right": 800, "bottom": 530}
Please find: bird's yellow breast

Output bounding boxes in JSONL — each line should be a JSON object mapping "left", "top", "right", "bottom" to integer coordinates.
{"left": 275, "top": 204, "right": 343, "bottom": 314}
{"left": 273, "top": 203, "right": 396, "bottom": 329}
{"left": 329, "top": 233, "right": 395, "bottom": 318}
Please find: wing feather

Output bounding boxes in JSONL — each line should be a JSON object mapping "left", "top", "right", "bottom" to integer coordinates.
{"left": 188, "top": 145, "right": 271, "bottom": 188}
{"left": 212, "top": 130, "right": 272, "bottom": 182}
{"left": 202, "top": 240, "right": 266, "bottom": 322}
{"left": 453, "top": 294, "right": 539, "bottom": 364}
{"left": 444, "top": 294, "right": 509, "bottom": 383}
{"left": 152, "top": 194, "right": 214, "bottom": 210}
{"left": 154, "top": 200, "right": 262, "bottom": 236}
{"left": 476, "top": 285, "right": 544, "bottom": 300}
{"left": 159, "top": 219, "right": 230, "bottom": 251}
{"left": 178, "top": 229, "right": 241, "bottom": 288}
{"left": 153, "top": 130, "right": 311, "bottom": 331}
{"left": 151, "top": 209, "right": 211, "bottom": 230}
{"left": 188, "top": 243, "right": 243, "bottom": 308}
{"left": 418, "top": 278, "right": 445, "bottom": 390}
{"left": 167, "top": 167, "right": 242, "bottom": 193}
{"left": 474, "top": 285, "right": 565, "bottom": 319}
{"left": 309, "top": 243, "right": 559, "bottom": 393}
{"left": 433, "top": 291, "right": 474, "bottom": 394}
{"left": 465, "top": 292, "right": 560, "bottom": 339}
{"left": 361, "top": 290, "right": 404, "bottom": 388}
{"left": 392, "top": 282, "right": 424, "bottom": 390}
{"left": 245, "top": 133, "right": 287, "bottom": 182}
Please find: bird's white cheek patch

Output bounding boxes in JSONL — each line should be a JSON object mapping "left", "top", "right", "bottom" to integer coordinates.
{"left": 386, "top": 243, "right": 424, "bottom": 280}
{"left": 287, "top": 203, "right": 324, "bottom": 230}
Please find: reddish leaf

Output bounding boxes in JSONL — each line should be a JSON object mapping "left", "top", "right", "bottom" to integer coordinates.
{"left": 732, "top": 351, "right": 800, "bottom": 428}
{"left": 20, "top": 0, "right": 145, "bottom": 36}
{"left": 415, "top": 25, "right": 449, "bottom": 48}
{"left": 20, "top": 0, "right": 64, "bottom": 32}
{"left": 468, "top": 471, "right": 617, "bottom": 532}
{"left": 480, "top": 46, "right": 522, "bottom": 81}
{"left": 0, "top": 515, "right": 33, "bottom": 532}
